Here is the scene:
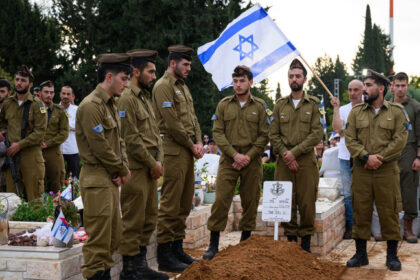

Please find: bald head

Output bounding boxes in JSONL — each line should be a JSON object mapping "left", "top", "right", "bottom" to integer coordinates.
{"left": 348, "top": 79, "right": 363, "bottom": 105}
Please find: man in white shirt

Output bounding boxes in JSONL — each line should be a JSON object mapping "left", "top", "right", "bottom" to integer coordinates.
{"left": 331, "top": 79, "right": 363, "bottom": 239}
{"left": 60, "top": 86, "right": 80, "bottom": 179}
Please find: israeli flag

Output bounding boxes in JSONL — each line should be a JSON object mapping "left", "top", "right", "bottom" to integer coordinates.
{"left": 61, "top": 184, "right": 72, "bottom": 201}
{"left": 52, "top": 210, "right": 74, "bottom": 244}
{"left": 198, "top": 3, "right": 300, "bottom": 91}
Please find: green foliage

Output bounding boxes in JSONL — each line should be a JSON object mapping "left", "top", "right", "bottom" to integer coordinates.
{"left": 352, "top": 5, "right": 392, "bottom": 76}
{"left": 410, "top": 76, "right": 420, "bottom": 89}
{"left": 11, "top": 193, "right": 55, "bottom": 222}
{"left": 59, "top": 199, "right": 79, "bottom": 227}
{"left": 251, "top": 79, "right": 274, "bottom": 110}
{"left": 0, "top": 0, "right": 61, "bottom": 86}
{"left": 262, "top": 162, "right": 276, "bottom": 182}
{"left": 275, "top": 82, "right": 281, "bottom": 101}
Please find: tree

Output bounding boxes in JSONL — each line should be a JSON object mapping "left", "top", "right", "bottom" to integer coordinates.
{"left": 352, "top": 5, "right": 392, "bottom": 76}
{"left": 0, "top": 0, "right": 61, "bottom": 86}
{"left": 52, "top": 0, "right": 252, "bottom": 135}
{"left": 251, "top": 79, "right": 274, "bottom": 110}
{"left": 275, "top": 82, "right": 281, "bottom": 101}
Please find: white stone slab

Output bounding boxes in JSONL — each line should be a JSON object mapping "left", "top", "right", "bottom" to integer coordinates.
{"left": 0, "top": 243, "right": 82, "bottom": 260}
{"left": 316, "top": 197, "right": 344, "bottom": 219}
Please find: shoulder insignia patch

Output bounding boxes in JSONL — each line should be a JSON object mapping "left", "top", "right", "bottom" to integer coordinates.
{"left": 162, "top": 101, "right": 172, "bottom": 108}
{"left": 211, "top": 114, "right": 217, "bottom": 121}
{"left": 402, "top": 108, "right": 411, "bottom": 123}
{"left": 65, "top": 112, "right": 70, "bottom": 118}
{"left": 267, "top": 115, "right": 273, "bottom": 125}
{"left": 38, "top": 101, "right": 46, "bottom": 114}
{"left": 404, "top": 122, "right": 412, "bottom": 131}
{"left": 93, "top": 124, "right": 103, "bottom": 133}
{"left": 119, "top": 109, "right": 126, "bottom": 118}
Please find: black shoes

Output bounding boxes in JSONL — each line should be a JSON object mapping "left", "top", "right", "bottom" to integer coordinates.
{"left": 346, "top": 239, "right": 369, "bottom": 267}
{"left": 240, "top": 230, "right": 251, "bottom": 242}
{"left": 88, "top": 269, "right": 110, "bottom": 280}
{"left": 286, "top": 235, "right": 297, "bottom": 242}
{"left": 300, "top": 235, "right": 311, "bottom": 253}
{"left": 172, "top": 239, "right": 199, "bottom": 264}
{"left": 386, "top": 240, "right": 401, "bottom": 271}
{"left": 157, "top": 242, "right": 189, "bottom": 273}
{"left": 203, "top": 231, "right": 220, "bottom": 260}
{"left": 138, "top": 246, "right": 169, "bottom": 280}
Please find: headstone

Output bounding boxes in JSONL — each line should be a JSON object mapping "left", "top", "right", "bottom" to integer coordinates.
{"left": 318, "top": 178, "right": 341, "bottom": 201}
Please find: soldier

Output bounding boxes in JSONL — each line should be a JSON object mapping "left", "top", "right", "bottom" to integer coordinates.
{"left": 203, "top": 66, "right": 269, "bottom": 260}
{"left": 153, "top": 45, "right": 203, "bottom": 273}
{"left": 345, "top": 70, "right": 408, "bottom": 271}
{"left": 390, "top": 72, "right": 420, "bottom": 244}
{"left": 269, "top": 59, "right": 323, "bottom": 253}
{"left": 0, "top": 66, "right": 47, "bottom": 201}
{"left": 0, "top": 78, "right": 12, "bottom": 111}
{"left": 39, "top": 80, "right": 69, "bottom": 193}
{"left": 76, "top": 53, "right": 131, "bottom": 280}
{"left": 118, "top": 49, "right": 168, "bottom": 280}
{"left": 33, "top": 86, "right": 41, "bottom": 98}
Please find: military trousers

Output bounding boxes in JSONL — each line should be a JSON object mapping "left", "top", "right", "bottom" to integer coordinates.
{"left": 119, "top": 167, "right": 158, "bottom": 256}
{"left": 157, "top": 146, "right": 194, "bottom": 244}
{"left": 43, "top": 145, "right": 66, "bottom": 193}
{"left": 207, "top": 155, "right": 262, "bottom": 232}
{"left": 351, "top": 161, "right": 402, "bottom": 241}
{"left": 398, "top": 144, "right": 419, "bottom": 220}
{"left": 80, "top": 165, "right": 121, "bottom": 279}
{"left": 5, "top": 146, "right": 45, "bottom": 201}
{"left": 275, "top": 152, "right": 319, "bottom": 237}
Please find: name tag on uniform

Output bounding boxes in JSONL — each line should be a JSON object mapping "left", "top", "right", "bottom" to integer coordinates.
{"left": 93, "top": 124, "right": 103, "bottom": 133}
{"left": 162, "top": 101, "right": 172, "bottom": 108}
{"left": 119, "top": 110, "right": 126, "bottom": 118}
{"left": 252, "top": 112, "right": 257, "bottom": 115}
{"left": 306, "top": 111, "right": 311, "bottom": 115}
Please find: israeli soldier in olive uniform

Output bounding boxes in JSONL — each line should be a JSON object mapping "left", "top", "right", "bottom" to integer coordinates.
{"left": 118, "top": 49, "right": 168, "bottom": 280}
{"left": 390, "top": 72, "right": 420, "bottom": 244}
{"left": 203, "top": 66, "right": 269, "bottom": 260}
{"left": 153, "top": 45, "right": 203, "bottom": 273}
{"left": 269, "top": 59, "right": 323, "bottom": 253}
{"left": 39, "top": 80, "right": 69, "bottom": 193}
{"left": 345, "top": 70, "right": 408, "bottom": 271}
{"left": 0, "top": 66, "right": 47, "bottom": 201}
{"left": 76, "top": 53, "right": 132, "bottom": 280}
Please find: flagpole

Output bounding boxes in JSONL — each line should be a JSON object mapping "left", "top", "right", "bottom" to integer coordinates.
{"left": 299, "top": 56, "right": 335, "bottom": 99}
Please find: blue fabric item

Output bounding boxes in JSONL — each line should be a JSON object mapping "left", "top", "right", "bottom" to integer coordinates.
{"left": 339, "top": 158, "right": 353, "bottom": 228}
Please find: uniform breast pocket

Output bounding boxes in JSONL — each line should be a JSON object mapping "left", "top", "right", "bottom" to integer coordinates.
{"left": 103, "top": 117, "right": 117, "bottom": 135}
{"left": 378, "top": 119, "right": 394, "bottom": 139}
{"left": 174, "top": 94, "right": 187, "bottom": 115}
{"left": 299, "top": 111, "right": 312, "bottom": 133}
{"left": 246, "top": 113, "right": 259, "bottom": 135}
{"left": 136, "top": 111, "right": 150, "bottom": 132}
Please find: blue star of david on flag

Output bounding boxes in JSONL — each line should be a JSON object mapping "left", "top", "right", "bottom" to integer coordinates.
{"left": 233, "top": 34, "right": 259, "bottom": 61}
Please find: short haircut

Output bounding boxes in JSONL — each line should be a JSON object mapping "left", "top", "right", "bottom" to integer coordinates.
{"left": 131, "top": 57, "right": 155, "bottom": 73}
{"left": 363, "top": 76, "right": 388, "bottom": 94}
{"left": 61, "top": 85, "right": 74, "bottom": 94}
{"left": 15, "top": 65, "right": 34, "bottom": 82}
{"left": 232, "top": 68, "right": 253, "bottom": 81}
{"left": 40, "top": 80, "right": 54, "bottom": 91}
{"left": 0, "top": 79, "right": 11, "bottom": 91}
{"left": 97, "top": 63, "right": 132, "bottom": 83}
{"left": 393, "top": 72, "right": 409, "bottom": 83}
{"left": 208, "top": 138, "right": 216, "bottom": 145}
{"left": 168, "top": 52, "right": 191, "bottom": 65}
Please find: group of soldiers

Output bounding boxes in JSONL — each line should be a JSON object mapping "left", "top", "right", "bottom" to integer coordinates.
{"left": 0, "top": 70, "right": 76, "bottom": 201}
{"left": 0, "top": 43, "right": 414, "bottom": 279}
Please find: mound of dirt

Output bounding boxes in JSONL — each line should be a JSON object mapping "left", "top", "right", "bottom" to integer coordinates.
{"left": 179, "top": 235, "right": 345, "bottom": 280}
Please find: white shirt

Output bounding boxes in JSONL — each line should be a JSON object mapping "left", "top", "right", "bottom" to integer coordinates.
{"left": 338, "top": 103, "right": 353, "bottom": 160}
{"left": 292, "top": 99, "right": 301, "bottom": 108}
{"left": 60, "top": 104, "right": 79, "bottom": 155}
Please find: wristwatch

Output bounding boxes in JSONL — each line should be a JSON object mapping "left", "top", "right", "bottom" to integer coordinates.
{"left": 416, "top": 156, "right": 420, "bottom": 160}
{"left": 362, "top": 154, "right": 370, "bottom": 164}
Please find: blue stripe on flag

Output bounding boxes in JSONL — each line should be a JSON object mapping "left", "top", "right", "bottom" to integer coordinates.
{"left": 219, "top": 42, "right": 296, "bottom": 91}
{"left": 198, "top": 7, "right": 268, "bottom": 65}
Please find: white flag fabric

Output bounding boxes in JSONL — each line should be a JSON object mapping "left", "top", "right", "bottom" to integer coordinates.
{"left": 52, "top": 209, "right": 74, "bottom": 244}
{"left": 61, "top": 184, "right": 72, "bottom": 201}
{"left": 198, "top": 3, "right": 300, "bottom": 91}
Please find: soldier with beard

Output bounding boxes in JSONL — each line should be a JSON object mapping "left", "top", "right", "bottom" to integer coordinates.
{"left": 0, "top": 66, "right": 47, "bottom": 201}
{"left": 153, "top": 45, "right": 203, "bottom": 273}
{"left": 345, "top": 70, "right": 408, "bottom": 271}
{"left": 39, "top": 80, "right": 69, "bottom": 193}
{"left": 203, "top": 65, "right": 269, "bottom": 260}
{"left": 118, "top": 49, "right": 168, "bottom": 280}
{"left": 269, "top": 59, "right": 323, "bottom": 253}
{"left": 0, "top": 78, "right": 12, "bottom": 111}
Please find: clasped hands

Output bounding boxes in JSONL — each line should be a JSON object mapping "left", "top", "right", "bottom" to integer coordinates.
{"left": 364, "top": 154, "right": 383, "bottom": 170}
{"left": 283, "top": 151, "right": 299, "bottom": 172}
{"left": 190, "top": 142, "right": 205, "bottom": 159}
{"left": 232, "top": 153, "right": 251, "bottom": 171}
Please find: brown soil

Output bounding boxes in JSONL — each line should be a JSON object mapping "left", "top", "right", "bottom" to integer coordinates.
{"left": 178, "top": 235, "right": 345, "bottom": 280}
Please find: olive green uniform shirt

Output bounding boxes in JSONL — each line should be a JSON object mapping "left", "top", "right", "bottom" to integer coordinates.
{"left": 118, "top": 82, "right": 163, "bottom": 169}
{"left": 0, "top": 93, "right": 47, "bottom": 148}
{"left": 212, "top": 94, "right": 269, "bottom": 159}
{"left": 152, "top": 71, "right": 201, "bottom": 148}
{"left": 345, "top": 100, "right": 408, "bottom": 162}
{"left": 269, "top": 93, "right": 323, "bottom": 157}
{"left": 44, "top": 104, "right": 69, "bottom": 148}
{"left": 76, "top": 84, "right": 129, "bottom": 178}
{"left": 392, "top": 96, "right": 420, "bottom": 146}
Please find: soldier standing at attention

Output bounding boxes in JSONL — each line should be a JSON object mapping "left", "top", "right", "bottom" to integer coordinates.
{"left": 391, "top": 72, "right": 420, "bottom": 244}
{"left": 118, "top": 49, "right": 168, "bottom": 280}
{"left": 0, "top": 66, "right": 47, "bottom": 201}
{"left": 39, "top": 80, "right": 69, "bottom": 193}
{"left": 76, "top": 53, "right": 131, "bottom": 280}
{"left": 345, "top": 70, "right": 408, "bottom": 271}
{"left": 153, "top": 45, "right": 203, "bottom": 273}
{"left": 203, "top": 65, "right": 269, "bottom": 260}
{"left": 269, "top": 59, "right": 323, "bottom": 253}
